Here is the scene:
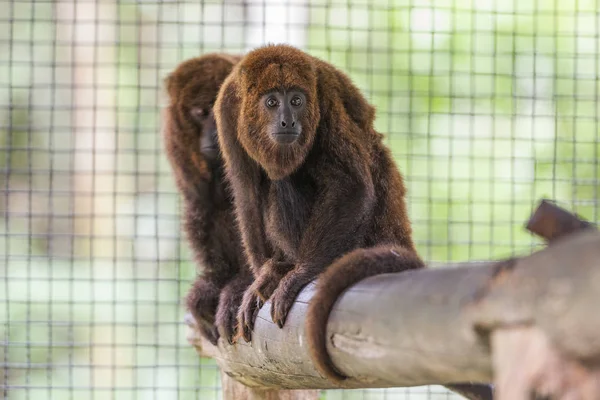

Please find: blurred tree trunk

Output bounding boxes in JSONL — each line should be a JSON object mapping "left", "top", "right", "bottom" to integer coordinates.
{"left": 54, "top": 0, "right": 130, "bottom": 392}
{"left": 55, "top": 0, "right": 118, "bottom": 259}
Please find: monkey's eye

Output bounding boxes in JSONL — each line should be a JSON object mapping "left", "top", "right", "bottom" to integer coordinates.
{"left": 190, "top": 107, "right": 209, "bottom": 121}
{"left": 290, "top": 96, "right": 303, "bottom": 107}
{"left": 265, "top": 97, "right": 278, "bottom": 108}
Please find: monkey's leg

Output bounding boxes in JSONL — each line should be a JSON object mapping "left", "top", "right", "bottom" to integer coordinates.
{"left": 186, "top": 277, "right": 221, "bottom": 345}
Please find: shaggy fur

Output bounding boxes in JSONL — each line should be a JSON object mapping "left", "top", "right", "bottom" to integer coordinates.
{"left": 214, "top": 42, "right": 421, "bottom": 358}
{"left": 214, "top": 45, "right": 493, "bottom": 400}
{"left": 163, "top": 53, "right": 252, "bottom": 345}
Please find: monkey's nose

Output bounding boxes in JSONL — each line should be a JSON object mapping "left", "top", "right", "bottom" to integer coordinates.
{"left": 280, "top": 119, "right": 296, "bottom": 128}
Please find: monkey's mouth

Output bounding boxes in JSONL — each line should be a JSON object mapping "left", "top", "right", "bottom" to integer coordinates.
{"left": 273, "top": 130, "right": 300, "bottom": 145}
{"left": 201, "top": 145, "right": 219, "bottom": 160}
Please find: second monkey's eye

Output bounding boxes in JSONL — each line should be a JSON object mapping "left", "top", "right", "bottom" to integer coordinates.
{"left": 290, "top": 96, "right": 302, "bottom": 107}
{"left": 265, "top": 97, "right": 278, "bottom": 108}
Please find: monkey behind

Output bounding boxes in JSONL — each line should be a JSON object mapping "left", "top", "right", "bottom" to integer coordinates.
{"left": 162, "top": 53, "right": 252, "bottom": 345}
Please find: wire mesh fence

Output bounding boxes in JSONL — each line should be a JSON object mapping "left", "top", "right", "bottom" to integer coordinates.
{"left": 1, "top": 0, "right": 598, "bottom": 399}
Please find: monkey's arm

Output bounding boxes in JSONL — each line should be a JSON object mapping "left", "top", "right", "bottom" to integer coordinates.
{"left": 270, "top": 157, "right": 376, "bottom": 327}
{"left": 214, "top": 78, "right": 272, "bottom": 273}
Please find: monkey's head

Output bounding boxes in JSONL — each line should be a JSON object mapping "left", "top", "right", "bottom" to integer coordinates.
{"left": 165, "top": 53, "right": 240, "bottom": 163}
{"left": 236, "top": 45, "right": 321, "bottom": 179}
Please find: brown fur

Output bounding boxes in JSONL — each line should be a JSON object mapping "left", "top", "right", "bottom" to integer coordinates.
{"left": 214, "top": 45, "right": 493, "bottom": 400}
{"left": 162, "top": 53, "right": 252, "bottom": 345}
{"left": 214, "top": 43, "right": 420, "bottom": 343}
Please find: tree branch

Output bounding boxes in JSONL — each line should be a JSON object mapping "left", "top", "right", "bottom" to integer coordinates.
{"left": 186, "top": 230, "right": 600, "bottom": 398}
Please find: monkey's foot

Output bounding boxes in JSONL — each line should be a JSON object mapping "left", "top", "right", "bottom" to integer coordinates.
{"left": 236, "top": 288, "right": 262, "bottom": 342}
{"left": 215, "top": 301, "right": 237, "bottom": 345}
{"left": 186, "top": 278, "right": 220, "bottom": 345}
{"left": 270, "top": 269, "right": 315, "bottom": 328}
{"left": 216, "top": 273, "right": 253, "bottom": 345}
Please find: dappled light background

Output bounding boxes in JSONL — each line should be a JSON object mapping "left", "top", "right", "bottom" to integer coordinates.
{"left": 1, "top": 0, "right": 598, "bottom": 399}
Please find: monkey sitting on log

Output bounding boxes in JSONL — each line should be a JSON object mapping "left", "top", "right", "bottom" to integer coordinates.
{"left": 213, "top": 44, "right": 493, "bottom": 399}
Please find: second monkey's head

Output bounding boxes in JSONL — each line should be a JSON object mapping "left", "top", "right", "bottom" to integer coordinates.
{"left": 166, "top": 53, "right": 241, "bottom": 164}
{"left": 235, "top": 44, "right": 321, "bottom": 179}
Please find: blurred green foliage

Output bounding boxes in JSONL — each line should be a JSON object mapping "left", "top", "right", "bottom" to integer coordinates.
{"left": 0, "top": 0, "right": 598, "bottom": 399}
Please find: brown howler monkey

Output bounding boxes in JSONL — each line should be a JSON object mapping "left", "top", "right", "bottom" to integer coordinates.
{"left": 214, "top": 45, "right": 493, "bottom": 400}
{"left": 214, "top": 40, "right": 423, "bottom": 357}
{"left": 162, "top": 53, "right": 252, "bottom": 345}
{"left": 214, "top": 43, "right": 422, "bottom": 340}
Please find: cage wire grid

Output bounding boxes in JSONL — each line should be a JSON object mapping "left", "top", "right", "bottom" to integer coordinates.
{"left": 1, "top": 0, "right": 599, "bottom": 399}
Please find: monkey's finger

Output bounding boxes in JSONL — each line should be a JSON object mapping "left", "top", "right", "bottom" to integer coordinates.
{"left": 216, "top": 311, "right": 235, "bottom": 345}
{"left": 270, "top": 271, "right": 313, "bottom": 328}
{"left": 198, "top": 321, "right": 219, "bottom": 346}
{"left": 209, "top": 325, "right": 220, "bottom": 345}
{"left": 270, "top": 291, "right": 294, "bottom": 329}
{"left": 235, "top": 310, "right": 249, "bottom": 342}
{"left": 255, "top": 275, "right": 277, "bottom": 301}
{"left": 242, "top": 301, "right": 257, "bottom": 341}
{"left": 237, "top": 296, "right": 257, "bottom": 342}
{"left": 219, "top": 323, "right": 235, "bottom": 346}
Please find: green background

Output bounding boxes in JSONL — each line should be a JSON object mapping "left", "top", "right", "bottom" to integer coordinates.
{"left": 1, "top": 0, "right": 598, "bottom": 399}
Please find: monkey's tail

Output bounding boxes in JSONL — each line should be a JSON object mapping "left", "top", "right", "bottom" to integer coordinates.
{"left": 305, "top": 245, "right": 495, "bottom": 400}
{"left": 305, "top": 244, "right": 424, "bottom": 383}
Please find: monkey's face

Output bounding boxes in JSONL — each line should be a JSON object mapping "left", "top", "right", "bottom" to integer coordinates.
{"left": 261, "top": 89, "right": 306, "bottom": 146}
{"left": 189, "top": 106, "right": 220, "bottom": 164}
{"left": 238, "top": 77, "right": 318, "bottom": 180}
{"left": 166, "top": 54, "right": 238, "bottom": 165}
{"left": 238, "top": 85, "right": 317, "bottom": 180}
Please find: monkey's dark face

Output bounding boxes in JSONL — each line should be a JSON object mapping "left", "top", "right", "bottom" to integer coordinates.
{"left": 234, "top": 46, "right": 320, "bottom": 179}
{"left": 239, "top": 84, "right": 317, "bottom": 180}
{"left": 190, "top": 106, "right": 220, "bottom": 163}
{"left": 261, "top": 90, "right": 306, "bottom": 146}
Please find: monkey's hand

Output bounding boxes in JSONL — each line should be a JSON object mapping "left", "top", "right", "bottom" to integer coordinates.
{"left": 270, "top": 266, "right": 318, "bottom": 328}
{"left": 236, "top": 259, "right": 294, "bottom": 342}
{"left": 185, "top": 277, "right": 220, "bottom": 346}
{"left": 215, "top": 271, "right": 253, "bottom": 345}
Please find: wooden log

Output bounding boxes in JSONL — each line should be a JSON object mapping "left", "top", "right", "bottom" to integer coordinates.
{"left": 186, "top": 230, "right": 600, "bottom": 398}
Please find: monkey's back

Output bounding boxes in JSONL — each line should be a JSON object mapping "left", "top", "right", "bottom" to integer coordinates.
{"left": 364, "top": 135, "right": 416, "bottom": 252}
